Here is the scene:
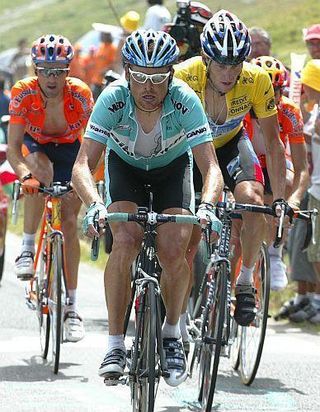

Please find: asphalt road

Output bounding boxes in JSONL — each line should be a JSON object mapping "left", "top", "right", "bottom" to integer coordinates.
{"left": 0, "top": 233, "right": 319, "bottom": 412}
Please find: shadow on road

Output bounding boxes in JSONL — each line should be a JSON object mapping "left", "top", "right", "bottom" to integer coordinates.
{"left": 0, "top": 355, "right": 88, "bottom": 382}
{"left": 84, "top": 318, "right": 136, "bottom": 336}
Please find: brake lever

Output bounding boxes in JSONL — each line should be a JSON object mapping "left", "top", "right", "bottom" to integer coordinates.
{"left": 91, "top": 214, "right": 100, "bottom": 261}
{"left": 273, "top": 205, "right": 285, "bottom": 248}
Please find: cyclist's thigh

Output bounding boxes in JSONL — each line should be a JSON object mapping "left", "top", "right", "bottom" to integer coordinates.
{"left": 216, "top": 129, "right": 264, "bottom": 194}
{"left": 22, "top": 134, "right": 53, "bottom": 184}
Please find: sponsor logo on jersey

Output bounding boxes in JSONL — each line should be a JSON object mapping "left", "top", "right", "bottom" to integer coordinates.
{"left": 11, "top": 89, "right": 36, "bottom": 108}
{"left": 171, "top": 99, "right": 189, "bottom": 115}
{"left": 187, "top": 126, "right": 207, "bottom": 140}
{"left": 186, "top": 74, "right": 199, "bottom": 82}
{"left": 229, "top": 95, "right": 251, "bottom": 115}
{"left": 242, "top": 76, "right": 254, "bottom": 84}
{"left": 108, "top": 101, "right": 125, "bottom": 113}
{"left": 266, "top": 97, "right": 275, "bottom": 111}
{"left": 88, "top": 122, "right": 109, "bottom": 137}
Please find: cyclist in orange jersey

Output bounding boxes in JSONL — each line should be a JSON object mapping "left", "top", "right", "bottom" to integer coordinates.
{"left": 244, "top": 56, "right": 309, "bottom": 290}
{"left": 7, "top": 34, "right": 94, "bottom": 342}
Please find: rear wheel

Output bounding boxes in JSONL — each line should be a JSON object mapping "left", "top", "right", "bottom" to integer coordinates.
{"left": 198, "top": 262, "right": 227, "bottom": 411}
{"left": 239, "top": 243, "right": 270, "bottom": 385}
{"left": 0, "top": 245, "right": 5, "bottom": 283}
{"left": 49, "top": 236, "right": 66, "bottom": 374}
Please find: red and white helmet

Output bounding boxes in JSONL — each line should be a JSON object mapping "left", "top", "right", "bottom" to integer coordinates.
{"left": 31, "top": 34, "right": 74, "bottom": 65}
{"left": 189, "top": 2, "right": 212, "bottom": 26}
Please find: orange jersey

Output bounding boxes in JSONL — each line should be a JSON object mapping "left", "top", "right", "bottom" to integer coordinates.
{"left": 9, "top": 76, "right": 93, "bottom": 144}
{"left": 244, "top": 95, "right": 305, "bottom": 168}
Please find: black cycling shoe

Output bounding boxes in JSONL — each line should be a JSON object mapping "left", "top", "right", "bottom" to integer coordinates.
{"left": 274, "top": 297, "right": 310, "bottom": 321}
{"left": 234, "top": 284, "right": 257, "bottom": 326}
{"left": 98, "top": 348, "right": 126, "bottom": 381}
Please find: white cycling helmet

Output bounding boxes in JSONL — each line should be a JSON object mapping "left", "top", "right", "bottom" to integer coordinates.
{"left": 122, "top": 29, "right": 179, "bottom": 67}
{"left": 201, "top": 9, "right": 251, "bottom": 65}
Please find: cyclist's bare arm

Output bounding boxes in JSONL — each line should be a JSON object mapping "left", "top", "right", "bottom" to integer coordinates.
{"left": 72, "top": 138, "right": 105, "bottom": 206}
{"left": 259, "top": 114, "right": 286, "bottom": 200}
{"left": 7, "top": 123, "right": 30, "bottom": 179}
{"left": 192, "top": 142, "right": 224, "bottom": 204}
{"left": 288, "top": 142, "right": 309, "bottom": 208}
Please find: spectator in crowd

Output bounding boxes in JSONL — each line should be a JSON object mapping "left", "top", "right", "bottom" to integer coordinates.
{"left": 279, "top": 28, "right": 320, "bottom": 322}
{"left": 91, "top": 31, "right": 117, "bottom": 100}
{"left": 69, "top": 44, "right": 86, "bottom": 81}
{"left": 303, "top": 24, "right": 320, "bottom": 59}
{"left": 143, "top": 0, "right": 171, "bottom": 31}
{"left": 114, "top": 10, "right": 141, "bottom": 74}
{"left": 82, "top": 46, "right": 97, "bottom": 89}
{"left": 248, "top": 26, "right": 272, "bottom": 59}
{"left": 288, "top": 60, "right": 320, "bottom": 324}
{"left": 0, "top": 77, "right": 10, "bottom": 118}
{"left": 10, "top": 38, "right": 30, "bottom": 83}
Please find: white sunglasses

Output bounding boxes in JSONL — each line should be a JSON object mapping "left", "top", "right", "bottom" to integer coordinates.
{"left": 129, "top": 68, "right": 171, "bottom": 84}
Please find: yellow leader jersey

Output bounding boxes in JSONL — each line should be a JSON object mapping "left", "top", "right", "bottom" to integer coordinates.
{"left": 174, "top": 56, "right": 277, "bottom": 148}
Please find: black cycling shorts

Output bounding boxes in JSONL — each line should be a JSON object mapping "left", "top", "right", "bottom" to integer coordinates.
{"left": 105, "top": 150, "right": 194, "bottom": 213}
{"left": 22, "top": 134, "right": 80, "bottom": 183}
{"left": 193, "top": 128, "right": 264, "bottom": 193}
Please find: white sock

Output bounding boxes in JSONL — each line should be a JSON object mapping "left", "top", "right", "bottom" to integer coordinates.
{"left": 21, "top": 232, "right": 36, "bottom": 254}
{"left": 293, "top": 293, "right": 306, "bottom": 305}
{"left": 107, "top": 334, "right": 125, "bottom": 353}
{"left": 179, "top": 312, "right": 190, "bottom": 342}
{"left": 66, "top": 289, "right": 77, "bottom": 312}
{"left": 312, "top": 294, "right": 320, "bottom": 310}
{"left": 162, "top": 318, "right": 181, "bottom": 339}
{"left": 307, "top": 292, "right": 314, "bottom": 299}
{"left": 268, "top": 244, "right": 283, "bottom": 257}
{"left": 236, "top": 265, "right": 254, "bottom": 285}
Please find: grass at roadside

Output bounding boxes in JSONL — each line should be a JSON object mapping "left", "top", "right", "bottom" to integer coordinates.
{"left": 1, "top": 0, "right": 320, "bottom": 67}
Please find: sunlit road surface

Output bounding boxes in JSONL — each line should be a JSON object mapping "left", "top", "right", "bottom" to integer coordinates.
{"left": 0, "top": 233, "right": 319, "bottom": 411}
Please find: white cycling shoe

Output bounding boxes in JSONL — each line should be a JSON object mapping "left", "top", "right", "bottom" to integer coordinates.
{"left": 64, "top": 311, "right": 85, "bottom": 342}
{"left": 15, "top": 251, "right": 35, "bottom": 280}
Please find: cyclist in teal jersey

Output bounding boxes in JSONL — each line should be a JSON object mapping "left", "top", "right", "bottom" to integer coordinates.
{"left": 72, "top": 30, "right": 223, "bottom": 387}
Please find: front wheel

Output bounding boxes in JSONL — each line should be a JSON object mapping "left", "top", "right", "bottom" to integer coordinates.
{"left": 198, "top": 262, "right": 228, "bottom": 411}
{"left": 48, "top": 235, "right": 66, "bottom": 374}
{"left": 132, "top": 282, "right": 157, "bottom": 412}
{"left": 239, "top": 243, "right": 270, "bottom": 385}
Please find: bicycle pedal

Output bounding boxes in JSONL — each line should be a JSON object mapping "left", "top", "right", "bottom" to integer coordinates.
{"left": 104, "top": 376, "right": 121, "bottom": 386}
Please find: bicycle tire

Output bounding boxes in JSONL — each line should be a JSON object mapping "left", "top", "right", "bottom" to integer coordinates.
{"left": 239, "top": 242, "right": 270, "bottom": 385}
{"left": 199, "top": 262, "right": 227, "bottom": 411}
{"left": 132, "top": 282, "right": 157, "bottom": 412}
{"left": 36, "top": 241, "right": 50, "bottom": 359}
{"left": 0, "top": 245, "right": 5, "bottom": 283}
{"left": 49, "top": 235, "right": 65, "bottom": 374}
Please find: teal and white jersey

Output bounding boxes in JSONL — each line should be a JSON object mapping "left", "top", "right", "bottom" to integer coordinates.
{"left": 84, "top": 78, "right": 212, "bottom": 171}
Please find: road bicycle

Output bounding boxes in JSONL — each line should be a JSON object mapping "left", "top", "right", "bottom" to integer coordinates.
{"left": 91, "top": 189, "right": 201, "bottom": 412}
{"left": 12, "top": 181, "right": 72, "bottom": 374}
{"left": 189, "top": 190, "right": 318, "bottom": 411}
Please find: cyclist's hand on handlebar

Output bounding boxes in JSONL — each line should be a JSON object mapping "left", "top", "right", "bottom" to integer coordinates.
{"left": 20, "top": 174, "right": 41, "bottom": 195}
{"left": 196, "top": 202, "right": 222, "bottom": 242}
{"left": 82, "top": 201, "right": 107, "bottom": 238}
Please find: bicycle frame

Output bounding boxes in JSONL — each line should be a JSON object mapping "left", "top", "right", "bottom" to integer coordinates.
{"left": 14, "top": 181, "right": 72, "bottom": 374}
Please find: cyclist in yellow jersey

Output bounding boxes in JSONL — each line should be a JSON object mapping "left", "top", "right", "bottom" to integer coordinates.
{"left": 174, "top": 10, "right": 287, "bottom": 326}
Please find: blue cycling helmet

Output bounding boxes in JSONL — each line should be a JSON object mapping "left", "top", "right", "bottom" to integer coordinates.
{"left": 200, "top": 10, "right": 251, "bottom": 65}
{"left": 31, "top": 34, "right": 74, "bottom": 65}
{"left": 122, "top": 29, "right": 179, "bottom": 67}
